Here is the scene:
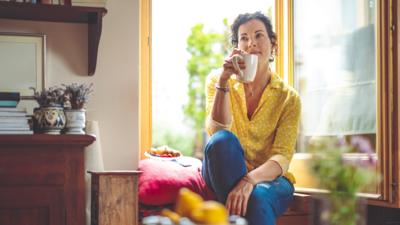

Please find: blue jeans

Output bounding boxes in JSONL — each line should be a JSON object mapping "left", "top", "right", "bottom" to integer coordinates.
{"left": 202, "top": 130, "right": 294, "bottom": 225}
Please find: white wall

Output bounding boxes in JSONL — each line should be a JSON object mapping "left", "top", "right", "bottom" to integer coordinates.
{"left": 0, "top": 0, "right": 140, "bottom": 170}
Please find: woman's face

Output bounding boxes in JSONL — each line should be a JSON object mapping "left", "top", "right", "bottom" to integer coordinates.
{"left": 237, "top": 19, "right": 273, "bottom": 67}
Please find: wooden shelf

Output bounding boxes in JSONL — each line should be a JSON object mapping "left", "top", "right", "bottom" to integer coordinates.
{"left": 0, "top": 2, "right": 107, "bottom": 75}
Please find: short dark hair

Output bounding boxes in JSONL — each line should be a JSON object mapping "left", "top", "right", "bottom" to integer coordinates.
{"left": 230, "top": 11, "right": 277, "bottom": 48}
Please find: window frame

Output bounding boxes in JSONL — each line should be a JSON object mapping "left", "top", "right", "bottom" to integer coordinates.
{"left": 287, "top": 0, "right": 399, "bottom": 208}
{"left": 139, "top": 0, "right": 400, "bottom": 208}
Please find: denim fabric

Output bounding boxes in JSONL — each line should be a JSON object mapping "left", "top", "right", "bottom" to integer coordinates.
{"left": 202, "top": 130, "right": 294, "bottom": 225}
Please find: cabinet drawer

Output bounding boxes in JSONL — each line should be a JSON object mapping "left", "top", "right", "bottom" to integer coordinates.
{"left": 0, "top": 149, "right": 66, "bottom": 186}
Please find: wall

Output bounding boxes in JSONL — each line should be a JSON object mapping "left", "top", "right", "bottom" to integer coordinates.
{"left": 0, "top": 0, "right": 140, "bottom": 170}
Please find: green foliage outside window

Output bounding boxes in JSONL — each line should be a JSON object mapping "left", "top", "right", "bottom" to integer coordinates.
{"left": 184, "top": 20, "right": 230, "bottom": 154}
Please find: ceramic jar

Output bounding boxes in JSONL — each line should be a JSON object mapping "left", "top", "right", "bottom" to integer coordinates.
{"left": 64, "top": 109, "right": 86, "bottom": 134}
{"left": 33, "top": 106, "right": 66, "bottom": 134}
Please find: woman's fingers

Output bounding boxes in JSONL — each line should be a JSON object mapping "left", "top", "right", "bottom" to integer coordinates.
{"left": 241, "top": 195, "right": 249, "bottom": 216}
{"left": 226, "top": 193, "right": 239, "bottom": 215}
{"left": 235, "top": 196, "right": 243, "bottom": 215}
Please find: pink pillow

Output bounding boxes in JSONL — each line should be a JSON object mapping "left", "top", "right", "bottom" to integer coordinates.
{"left": 138, "top": 157, "right": 215, "bottom": 206}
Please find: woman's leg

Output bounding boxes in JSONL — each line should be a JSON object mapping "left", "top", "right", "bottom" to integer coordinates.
{"left": 246, "top": 177, "right": 295, "bottom": 225}
{"left": 202, "top": 130, "right": 247, "bottom": 203}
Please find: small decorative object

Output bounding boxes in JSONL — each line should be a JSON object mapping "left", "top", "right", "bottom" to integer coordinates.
{"left": 63, "top": 83, "right": 93, "bottom": 134}
{"left": 308, "top": 136, "right": 379, "bottom": 225}
{"left": 32, "top": 86, "right": 66, "bottom": 134}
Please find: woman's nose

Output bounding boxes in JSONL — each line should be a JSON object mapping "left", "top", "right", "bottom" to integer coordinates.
{"left": 248, "top": 39, "right": 256, "bottom": 47}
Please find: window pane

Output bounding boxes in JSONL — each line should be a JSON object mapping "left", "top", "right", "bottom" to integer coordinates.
{"left": 152, "top": 0, "right": 275, "bottom": 156}
{"left": 293, "top": 0, "right": 378, "bottom": 193}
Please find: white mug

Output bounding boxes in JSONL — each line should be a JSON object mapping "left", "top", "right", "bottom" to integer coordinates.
{"left": 232, "top": 53, "right": 258, "bottom": 83}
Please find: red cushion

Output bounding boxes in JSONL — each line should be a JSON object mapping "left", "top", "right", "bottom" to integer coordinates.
{"left": 138, "top": 157, "right": 215, "bottom": 206}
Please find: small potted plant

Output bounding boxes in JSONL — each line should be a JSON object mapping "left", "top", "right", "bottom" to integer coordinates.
{"left": 32, "top": 86, "right": 67, "bottom": 134}
{"left": 308, "top": 137, "right": 379, "bottom": 225}
{"left": 62, "top": 83, "right": 93, "bottom": 134}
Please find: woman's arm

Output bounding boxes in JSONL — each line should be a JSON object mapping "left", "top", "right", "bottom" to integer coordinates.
{"left": 205, "top": 49, "right": 244, "bottom": 134}
{"left": 210, "top": 77, "right": 232, "bottom": 125}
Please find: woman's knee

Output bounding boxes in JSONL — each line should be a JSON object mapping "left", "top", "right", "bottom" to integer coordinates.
{"left": 247, "top": 187, "right": 276, "bottom": 221}
{"left": 204, "top": 130, "right": 241, "bottom": 157}
{"left": 248, "top": 186, "right": 275, "bottom": 206}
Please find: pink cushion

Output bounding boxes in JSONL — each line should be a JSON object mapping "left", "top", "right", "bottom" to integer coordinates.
{"left": 138, "top": 157, "right": 215, "bottom": 206}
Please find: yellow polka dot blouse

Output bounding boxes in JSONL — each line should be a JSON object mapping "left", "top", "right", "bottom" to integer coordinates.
{"left": 205, "top": 73, "right": 301, "bottom": 183}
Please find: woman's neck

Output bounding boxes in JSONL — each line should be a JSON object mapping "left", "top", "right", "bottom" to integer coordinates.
{"left": 247, "top": 64, "right": 271, "bottom": 89}
{"left": 244, "top": 64, "right": 271, "bottom": 97}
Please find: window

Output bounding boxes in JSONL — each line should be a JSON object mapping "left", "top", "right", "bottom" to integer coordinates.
{"left": 149, "top": 0, "right": 277, "bottom": 156}
{"left": 290, "top": 0, "right": 380, "bottom": 195}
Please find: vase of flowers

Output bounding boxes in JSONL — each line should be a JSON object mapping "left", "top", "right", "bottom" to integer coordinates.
{"left": 63, "top": 83, "right": 93, "bottom": 134}
{"left": 32, "top": 86, "right": 66, "bottom": 134}
{"left": 308, "top": 136, "right": 379, "bottom": 225}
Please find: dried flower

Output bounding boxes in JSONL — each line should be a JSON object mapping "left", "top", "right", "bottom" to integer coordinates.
{"left": 62, "top": 83, "right": 93, "bottom": 109}
{"left": 31, "top": 86, "right": 66, "bottom": 107}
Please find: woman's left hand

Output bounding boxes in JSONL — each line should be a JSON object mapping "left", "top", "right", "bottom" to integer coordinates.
{"left": 225, "top": 178, "right": 254, "bottom": 216}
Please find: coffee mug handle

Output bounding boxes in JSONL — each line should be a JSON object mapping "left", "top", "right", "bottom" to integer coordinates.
{"left": 232, "top": 54, "right": 244, "bottom": 77}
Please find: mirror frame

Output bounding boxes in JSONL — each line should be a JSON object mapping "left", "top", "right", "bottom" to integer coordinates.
{"left": 0, "top": 32, "right": 46, "bottom": 98}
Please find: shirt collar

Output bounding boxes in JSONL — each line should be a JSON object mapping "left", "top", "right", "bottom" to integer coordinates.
{"left": 269, "top": 72, "right": 283, "bottom": 89}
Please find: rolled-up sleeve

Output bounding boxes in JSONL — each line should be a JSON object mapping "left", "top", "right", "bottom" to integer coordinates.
{"left": 205, "top": 74, "right": 232, "bottom": 135}
{"left": 269, "top": 94, "right": 301, "bottom": 174}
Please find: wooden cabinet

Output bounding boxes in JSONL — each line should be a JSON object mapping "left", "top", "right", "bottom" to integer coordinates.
{"left": 0, "top": 134, "right": 95, "bottom": 225}
{"left": 0, "top": 2, "right": 107, "bottom": 75}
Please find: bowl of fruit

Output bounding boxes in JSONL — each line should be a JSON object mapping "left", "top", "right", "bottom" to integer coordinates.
{"left": 145, "top": 145, "right": 182, "bottom": 161}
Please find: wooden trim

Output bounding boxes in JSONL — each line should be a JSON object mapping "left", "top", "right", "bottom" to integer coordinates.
{"left": 139, "top": 0, "right": 152, "bottom": 160}
{"left": 287, "top": 0, "right": 294, "bottom": 86}
{"left": 88, "top": 171, "right": 142, "bottom": 175}
{"left": 393, "top": 0, "right": 399, "bottom": 208}
{"left": 376, "top": 0, "right": 394, "bottom": 206}
{"left": 275, "top": 0, "right": 284, "bottom": 78}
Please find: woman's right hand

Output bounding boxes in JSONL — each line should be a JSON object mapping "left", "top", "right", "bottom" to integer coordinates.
{"left": 219, "top": 48, "right": 245, "bottom": 85}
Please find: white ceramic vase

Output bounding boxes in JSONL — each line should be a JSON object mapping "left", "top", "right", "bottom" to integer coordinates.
{"left": 64, "top": 109, "right": 86, "bottom": 134}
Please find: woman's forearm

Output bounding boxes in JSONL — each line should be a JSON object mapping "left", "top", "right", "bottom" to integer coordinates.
{"left": 211, "top": 78, "right": 232, "bottom": 125}
{"left": 247, "top": 160, "right": 283, "bottom": 184}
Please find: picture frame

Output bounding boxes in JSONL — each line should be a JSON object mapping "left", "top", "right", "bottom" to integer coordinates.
{"left": 0, "top": 32, "right": 46, "bottom": 98}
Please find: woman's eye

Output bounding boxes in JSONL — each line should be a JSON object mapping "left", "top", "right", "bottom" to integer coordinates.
{"left": 240, "top": 36, "right": 248, "bottom": 41}
{"left": 256, "top": 33, "right": 264, "bottom": 38}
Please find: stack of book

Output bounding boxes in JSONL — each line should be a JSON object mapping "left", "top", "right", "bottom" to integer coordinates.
{"left": 0, "top": 108, "right": 33, "bottom": 134}
{"left": 0, "top": 92, "right": 20, "bottom": 108}
{"left": 71, "top": 0, "right": 105, "bottom": 7}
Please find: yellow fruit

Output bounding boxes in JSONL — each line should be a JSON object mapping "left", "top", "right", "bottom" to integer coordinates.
{"left": 161, "top": 208, "right": 181, "bottom": 223}
{"left": 190, "top": 201, "right": 229, "bottom": 225}
{"left": 175, "top": 188, "right": 204, "bottom": 217}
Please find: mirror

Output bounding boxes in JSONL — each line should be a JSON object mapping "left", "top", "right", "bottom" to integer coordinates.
{"left": 0, "top": 33, "right": 46, "bottom": 97}
{"left": 0, "top": 33, "right": 46, "bottom": 114}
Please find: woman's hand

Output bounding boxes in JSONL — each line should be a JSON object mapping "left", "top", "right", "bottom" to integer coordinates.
{"left": 225, "top": 178, "right": 254, "bottom": 216}
{"left": 219, "top": 48, "right": 245, "bottom": 85}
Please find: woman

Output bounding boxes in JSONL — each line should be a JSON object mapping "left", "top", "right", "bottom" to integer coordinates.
{"left": 202, "top": 12, "right": 301, "bottom": 225}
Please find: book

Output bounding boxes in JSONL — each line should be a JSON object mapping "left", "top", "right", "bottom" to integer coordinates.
{"left": 0, "top": 107, "right": 26, "bottom": 112}
{"left": 0, "top": 112, "right": 28, "bottom": 117}
{"left": 0, "top": 100, "right": 19, "bottom": 108}
{"left": 0, "top": 126, "right": 31, "bottom": 131}
{"left": 71, "top": 0, "right": 105, "bottom": 3}
{"left": 0, "top": 120, "right": 29, "bottom": 126}
{"left": 0, "top": 130, "right": 33, "bottom": 134}
{"left": 0, "top": 92, "right": 20, "bottom": 101}
{"left": 71, "top": 2, "right": 105, "bottom": 7}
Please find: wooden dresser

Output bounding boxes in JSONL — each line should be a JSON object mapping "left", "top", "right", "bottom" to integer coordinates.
{"left": 0, "top": 134, "right": 95, "bottom": 225}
